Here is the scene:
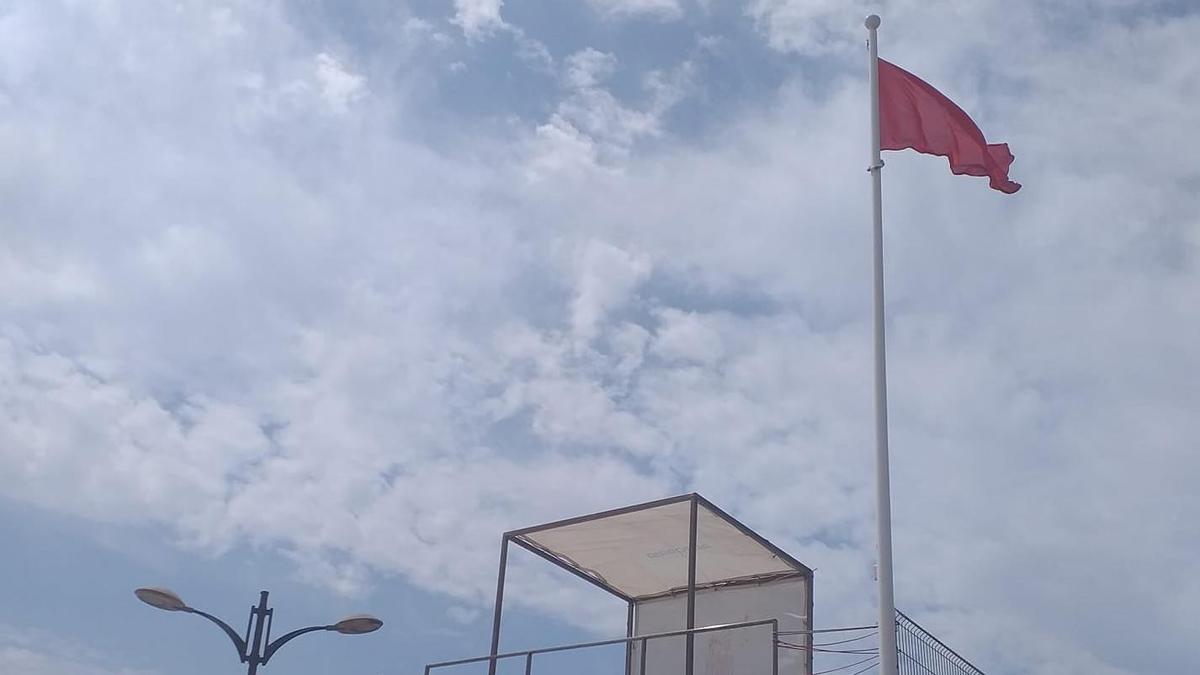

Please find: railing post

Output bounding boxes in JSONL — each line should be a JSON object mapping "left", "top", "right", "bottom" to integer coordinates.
{"left": 524, "top": 652, "right": 533, "bottom": 675}
{"left": 771, "top": 619, "right": 779, "bottom": 675}
{"left": 639, "top": 636, "right": 647, "bottom": 675}
{"left": 625, "top": 602, "right": 635, "bottom": 675}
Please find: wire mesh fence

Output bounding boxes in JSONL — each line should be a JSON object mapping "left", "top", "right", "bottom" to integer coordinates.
{"left": 895, "top": 610, "right": 985, "bottom": 675}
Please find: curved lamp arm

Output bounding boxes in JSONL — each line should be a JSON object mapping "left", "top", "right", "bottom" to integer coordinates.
{"left": 185, "top": 608, "right": 249, "bottom": 662}
{"left": 261, "top": 624, "right": 334, "bottom": 665}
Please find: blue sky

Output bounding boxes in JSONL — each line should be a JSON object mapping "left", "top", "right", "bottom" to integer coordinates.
{"left": 1, "top": 1, "right": 1198, "bottom": 674}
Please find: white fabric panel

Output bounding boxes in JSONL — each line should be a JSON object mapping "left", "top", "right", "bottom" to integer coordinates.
{"left": 631, "top": 578, "right": 811, "bottom": 675}
{"left": 519, "top": 501, "right": 798, "bottom": 598}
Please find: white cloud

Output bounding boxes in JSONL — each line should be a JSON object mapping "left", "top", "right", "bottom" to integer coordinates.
{"left": 650, "top": 308, "right": 724, "bottom": 364}
{"left": 0, "top": 646, "right": 149, "bottom": 675}
{"left": 745, "top": 0, "right": 869, "bottom": 55}
{"left": 526, "top": 117, "right": 604, "bottom": 179}
{"left": 555, "top": 51, "right": 660, "bottom": 149}
{"left": 0, "top": 625, "right": 156, "bottom": 675}
{"left": 0, "top": 248, "right": 102, "bottom": 308}
{"left": 448, "top": 0, "right": 553, "bottom": 72}
{"left": 313, "top": 53, "right": 366, "bottom": 113}
{"left": 586, "top": 0, "right": 684, "bottom": 21}
{"left": 570, "top": 239, "right": 652, "bottom": 341}
{"left": 452, "top": 0, "right": 507, "bottom": 40}
{"left": 526, "top": 48, "right": 695, "bottom": 176}
{"left": 1, "top": 1, "right": 1199, "bottom": 674}
{"left": 564, "top": 47, "right": 618, "bottom": 89}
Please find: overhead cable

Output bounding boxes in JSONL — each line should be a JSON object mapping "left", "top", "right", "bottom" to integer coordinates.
{"left": 778, "top": 624, "right": 878, "bottom": 636}
{"left": 815, "top": 632, "right": 879, "bottom": 647}
{"left": 812, "top": 655, "right": 880, "bottom": 675}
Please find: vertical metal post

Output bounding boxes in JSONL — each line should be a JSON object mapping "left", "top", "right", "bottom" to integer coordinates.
{"left": 524, "top": 651, "right": 533, "bottom": 675}
{"left": 806, "top": 573, "right": 814, "bottom": 675}
{"left": 639, "top": 637, "right": 648, "bottom": 675}
{"left": 488, "top": 536, "right": 510, "bottom": 675}
{"left": 625, "top": 601, "right": 635, "bottom": 675}
{"left": 262, "top": 609, "right": 273, "bottom": 651}
{"left": 771, "top": 619, "right": 779, "bottom": 675}
{"left": 243, "top": 611, "right": 254, "bottom": 657}
{"left": 865, "top": 14, "right": 900, "bottom": 675}
{"left": 685, "top": 497, "right": 698, "bottom": 675}
{"left": 245, "top": 591, "right": 270, "bottom": 675}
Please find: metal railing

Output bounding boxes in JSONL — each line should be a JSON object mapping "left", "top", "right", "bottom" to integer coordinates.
{"left": 895, "top": 610, "right": 985, "bottom": 675}
{"left": 425, "top": 610, "right": 987, "bottom": 675}
{"left": 424, "top": 618, "right": 779, "bottom": 675}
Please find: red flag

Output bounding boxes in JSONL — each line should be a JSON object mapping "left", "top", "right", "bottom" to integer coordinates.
{"left": 878, "top": 59, "right": 1020, "bottom": 194}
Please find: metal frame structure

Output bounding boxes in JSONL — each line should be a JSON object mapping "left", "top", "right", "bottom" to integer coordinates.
{"left": 485, "top": 493, "right": 814, "bottom": 675}
{"left": 425, "top": 494, "right": 992, "bottom": 675}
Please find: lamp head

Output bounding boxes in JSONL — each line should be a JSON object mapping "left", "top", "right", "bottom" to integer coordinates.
{"left": 135, "top": 587, "right": 189, "bottom": 612}
{"left": 332, "top": 614, "right": 383, "bottom": 635}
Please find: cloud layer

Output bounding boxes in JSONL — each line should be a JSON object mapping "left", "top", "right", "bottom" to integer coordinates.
{"left": 1, "top": 1, "right": 1198, "bottom": 673}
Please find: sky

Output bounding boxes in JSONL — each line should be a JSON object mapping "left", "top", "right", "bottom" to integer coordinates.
{"left": 0, "top": 0, "right": 1198, "bottom": 674}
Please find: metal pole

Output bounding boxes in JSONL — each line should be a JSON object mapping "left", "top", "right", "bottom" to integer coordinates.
{"left": 245, "top": 591, "right": 270, "bottom": 675}
{"left": 865, "top": 14, "right": 899, "bottom": 675}
{"left": 805, "top": 573, "right": 814, "bottom": 675}
{"left": 771, "top": 619, "right": 779, "bottom": 675}
{"left": 685, "top": 497, "right": 698, "bottom": 675}
{"left": 488, "top": 536, "right": 510, "bottom": 675}
{"left": 625, "top": 601, "right": 635, "bottom": 675}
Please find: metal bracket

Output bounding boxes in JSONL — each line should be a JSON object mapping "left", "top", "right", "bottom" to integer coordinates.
{"left": 867, "top": 160, "right": 885, "bottom": 172}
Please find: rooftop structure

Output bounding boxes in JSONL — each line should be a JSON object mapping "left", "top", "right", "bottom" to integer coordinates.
{"left": 424, "top": 493, "right": 988, "bottom": 675}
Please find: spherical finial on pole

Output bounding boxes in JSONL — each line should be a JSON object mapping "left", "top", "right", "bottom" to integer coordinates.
{"left": 865, "top": 14, "right": 881, "bottom": 30}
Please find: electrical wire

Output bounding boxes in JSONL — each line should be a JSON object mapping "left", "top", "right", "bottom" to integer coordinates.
{"left": 778, "top": 642, "right": 872, "bottom": 654}
{"left": 778, "top": 624, "right": 877, "bottom": 636}
{"left": 848, "top": 659, "right": 880, "bottom": 675}
{"left": 777, "top": 638, "right": 873, "bottom": 648}
{"left": 815, "top": 632, "right": 879, "bottom": 647}
{"left": 777, "top": 640, "right": 878, "bottom": 655}
{"left": 812, "top": 655, "right": 880, "bottom": 675}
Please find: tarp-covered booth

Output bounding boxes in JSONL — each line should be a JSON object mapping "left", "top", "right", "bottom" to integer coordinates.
{"left": 479, "top": 493, "right": 814, "bottom": 675}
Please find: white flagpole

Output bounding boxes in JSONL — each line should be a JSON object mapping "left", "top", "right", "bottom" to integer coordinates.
{"left": 865, "top": 14, "right": 900, "bottom": 675}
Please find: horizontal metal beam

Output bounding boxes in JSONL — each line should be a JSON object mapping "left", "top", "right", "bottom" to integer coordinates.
{"left": 504, "top": 493, "right": 697, "bottom": 538}
{"left": 425, "top": 618, "right": 779, "bottom": 671}
{"left": 633, "top": 570, "right": 807, "bottom": 602}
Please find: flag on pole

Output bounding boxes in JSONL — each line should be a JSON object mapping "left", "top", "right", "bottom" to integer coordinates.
{"left": 863, "top": 15, "right": 1018, "bottom": 675}
{"left": 878, "top": 58, "right": 1021, "bottom": 194}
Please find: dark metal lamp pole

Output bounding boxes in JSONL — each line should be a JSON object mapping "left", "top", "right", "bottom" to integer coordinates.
{"left": 135, "top": 587, "right": 382, "bottom": 674}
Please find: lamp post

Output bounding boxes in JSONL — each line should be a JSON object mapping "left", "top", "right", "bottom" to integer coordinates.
{"left": 135, "top": 587, "right": 382, "bottom": 674}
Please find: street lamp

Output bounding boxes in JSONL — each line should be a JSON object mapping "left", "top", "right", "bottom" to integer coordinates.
{"left": 135, "top": 587, "right": 382, "bottom": 674}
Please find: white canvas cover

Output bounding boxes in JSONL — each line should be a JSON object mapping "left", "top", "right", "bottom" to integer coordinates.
{"left": 499, "top": 495, "right": 814, "bottom": 675}
{"left": 631, "top": 577, "right": 811, "bottom": 675}
{"left": 516, "top": 498, "right": 801, "bottom": 599}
